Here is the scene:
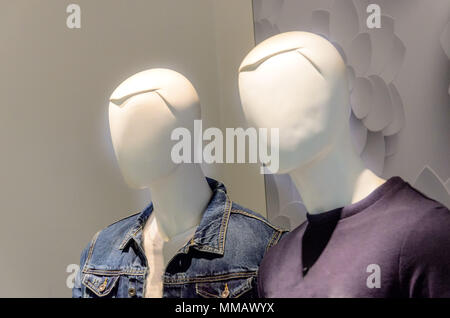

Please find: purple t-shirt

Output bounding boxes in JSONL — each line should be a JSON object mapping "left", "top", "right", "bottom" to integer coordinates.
{"left": 258, "top": 177, "right": 450, "bottom": 298}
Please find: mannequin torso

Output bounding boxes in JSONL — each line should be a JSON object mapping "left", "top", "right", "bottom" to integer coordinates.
{"left": 142, "top": 164, "right": 211, "bottom": 297}
{"left": 142, "top": 213, "right": 197, "bottom": 297}
{"left": 108, "top": 69, "right": 212, "bottom": 297}
{"left": 72, "top": 68, "right": 288, "bottom": 299}
{"left": 239, "top": 31, "right": 450, "bottom": 298}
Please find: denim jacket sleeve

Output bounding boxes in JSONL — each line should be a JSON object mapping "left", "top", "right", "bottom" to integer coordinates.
{"left": 72, "top": 240, "right": 91, "bottom": 298}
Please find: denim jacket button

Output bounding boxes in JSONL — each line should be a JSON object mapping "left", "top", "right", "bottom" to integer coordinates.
{"left": 128, "top": 287, "right": 136, "bottom": 297}
{"left": 98, "top": 279, "right": 107, "bottom": 292}
{"left": 221, "top": 284, "right": 230, "bottom": 298}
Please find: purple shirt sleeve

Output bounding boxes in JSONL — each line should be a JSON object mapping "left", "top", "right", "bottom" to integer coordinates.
{"left": 399, "top": 205, "right": 450, "bottom": 298}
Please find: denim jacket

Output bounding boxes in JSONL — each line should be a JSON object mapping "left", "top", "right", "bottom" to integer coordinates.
{"left": 73, "top": 178, "right": 287, "bottom": 298}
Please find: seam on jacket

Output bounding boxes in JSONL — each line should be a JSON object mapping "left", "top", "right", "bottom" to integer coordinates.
{"left": 82, "top": 268, "right": 146, "bottom": 276}
{"left": 106, "top": 211, "right": 141, "bottom": 229}
{"left": 163, "top": 271, "right": 257, "bottom": 285}
{"left": 195, "top": 286, "right": 220, "bottom": 298}
{"left": 230, "top": 208, "right": 287, "bottom": 232}
{"left": 219, "top": 190, "right": 232, "bottom": 253}
{"left": 269, "top": 230, "right": 284, "bottom": 250}
{"left": 119, "top": 225, "right": 143, "bottom": 250}
{"left": 194, "top": 277, "right": 253, "bottom": 298}
{"left": 82, "top": 274, "right": 119, "bottom": 297}
{"left": 85, "top": 230, "right": 101, "bottom": 266}
{"left": 265, "top": 230, "right": 280, "bottom": 253}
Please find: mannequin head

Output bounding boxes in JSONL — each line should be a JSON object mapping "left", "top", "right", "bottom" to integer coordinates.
{"left": 109, "top": 68, "right": 200, "bottom": 189}
{"left": 238, "top": 31, "right": 350, "bottom": 174}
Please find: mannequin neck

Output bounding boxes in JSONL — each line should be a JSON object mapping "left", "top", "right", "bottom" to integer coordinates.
{"left": 290, "top": 129, "right": 386, "bottom": 215}
{"left": 148, "top": 163, "right": 212, "bottom": 240}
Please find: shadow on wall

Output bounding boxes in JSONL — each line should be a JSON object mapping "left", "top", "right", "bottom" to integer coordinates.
{"left": 441, "top": 21, "right": 450, "bottom": 96}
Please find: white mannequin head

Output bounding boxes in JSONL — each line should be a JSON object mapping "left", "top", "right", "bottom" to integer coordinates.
{"left": 238, "top": 31, "right": 350, "bottom": 174}
{"left": 109, "top": 68, "right": 201, "bottom": 189}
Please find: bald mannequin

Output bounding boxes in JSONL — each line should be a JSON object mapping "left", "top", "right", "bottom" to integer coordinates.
{"left": 109, "top": 68, "right": 212, "bottom": 297}
{"left": 238, "top": 31, "right": 385, "bottom": 214}
{"left": 238, "top": 33, "right": 450, "bottom": 299}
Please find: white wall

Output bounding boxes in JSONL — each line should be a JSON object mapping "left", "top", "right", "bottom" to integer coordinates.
{"left": 0, "top": 0, "right": 258, "bottom": 297}
{"left": 212, "top": 0, "right": 267, "bottom": 215}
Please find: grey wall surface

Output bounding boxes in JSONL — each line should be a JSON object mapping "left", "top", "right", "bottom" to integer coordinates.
{"left": 253, "top": 0, "right": 450, "bottom": 229}
{"left": 0, "top": 0, "right": 257, "bottom": 297}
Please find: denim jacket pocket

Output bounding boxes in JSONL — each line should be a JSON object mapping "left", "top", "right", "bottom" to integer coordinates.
{"left": 81, "top": 272, "right": 120, "bottom": 297}
{"left": 195, "top": 276, "right": 255, "bottom": 298}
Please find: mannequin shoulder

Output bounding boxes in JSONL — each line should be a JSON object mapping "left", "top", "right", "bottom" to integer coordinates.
{"left": 226, "top": 202, "right": 289, "bottom": 248}
{"left": 96, "top": 212, "right": 142, "bottom": 242}
{"left": 400, "top": 200, "right": 450, "bottom": 245}
{"left": 230, "top": 202, "right": 287, "bottom": 230}
{"left": 79, "top": 212, "right": 142, "bottom": 263}
{"left": 391, "top": 183, "right": 449, "bottom": 222}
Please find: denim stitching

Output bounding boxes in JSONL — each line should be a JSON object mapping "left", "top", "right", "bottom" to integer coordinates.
{"left": 271, "top": 230, "right": 283, "bottom": 246}
{"left": 265, "top": 230, "right": 281, "bottom": 253}
{"left": 164, "top": 272, "right": 255, "bottom": 284}
{"left": 219, "top": 190, "right": 232, "bottom": 253}
{"left": 82, "top": 268, "right": 146, "bottom": 276}
{"left": 230, "top": 208, "right": 287, "bottom": 232}
{"left": 82, "top": 230, "right": 101, "bottom": 274}
{"left": 234, "top": 277, "right": 254, "bottom": 298}
{"left": 107, "top": 211, "right": 141, "bottom": 229}
{"left": 118, "top": 225, "right": 142, "bottom": 250}
{"left": 163, "top": 271, "right": 257, "bottom": 284}
{"left": 195, "top": 277, "right": 253, "bottom": 298}
{"left": 82, "top": 273, "right": 119, "bottom": 297}
{"left": 195, "top": 284, "right": 221, "bottom": 298}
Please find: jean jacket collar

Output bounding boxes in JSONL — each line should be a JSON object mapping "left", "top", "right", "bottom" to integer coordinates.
{"left": 118, "top": 178, "right": 231, "bottom": 256}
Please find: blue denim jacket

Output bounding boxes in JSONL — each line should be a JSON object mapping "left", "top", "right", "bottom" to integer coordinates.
{"left": 73, "top": 178, "right": 287, "bottom": 298}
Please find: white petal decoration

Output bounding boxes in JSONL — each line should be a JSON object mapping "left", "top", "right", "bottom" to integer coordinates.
{"left": 384, "top": 134, "right": 399, "bottom": 157}
{"left": 380, "top": 35, "right": 406, "bottom": 84}
{"left": 361, "top": 131, "right": 385, "bottom": 175}
{"left": 282, "top": 174, "right": 303, "bottom": 202}
{"left": 353, "top": 0, "right": 371, "bottom": 28}
{"left": 414, "top": 166, "right": 450, "bottom": 209}
{"left": 347, "top": 65, "right": 356, "bottom": 91}
{"left": 252, "top": 1, "right": 264, "bottom": 20}
{"left": 291, "top": 180, "right": 303, "bottom": 202}
{"left": 272, "top": 215, "right": 292, "bottom": 231}
{"left": 440, "top": 21, "right": 450, "bottom": 58}
{"left": 253, "top": 0, "right": 284, "bottom": 22}
{"left": 367, "top": 15, "right": 395, "bottom": 75}
{"left": 445, "top": 179, "right": 450, "bottom": 194}
{"left": 347, "top": 32, "right": 372, "bottom": 77}
{"left": 349, "top": 110, "right": 368, "bottom": 154}
{"left": 382, "top": 84, "right": 405, "bottom": 136}
{"left": 362, "top": 75, "right": 393, "bottom": 132}
{"left": 272, "top": 174, "right": 297, "bottom": 208}
{"left": 264, "top": 173, "right": 281, "bottom": 220}
{"left": 311, "top": 10, "right": 330, "bottom": 38}
{"left": 330, "top": 0, "right": 360, "bottom": 50}
{"left": 441, "top": 22, "right": 450, "bottom": 96}
{"left": 254, "top": 19, "right": 281, "bottom": 42}
{"left": 280, "top": 201, "right": 308, "bottom": 230}
{"left": 351, "top": 77, "right": 372, "bottom": 119}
